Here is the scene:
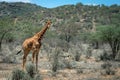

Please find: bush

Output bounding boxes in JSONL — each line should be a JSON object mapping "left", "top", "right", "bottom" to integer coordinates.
{"left": 34, "top": 74, "right": 42, "bottom": 80}
{"left": 101, "top": 62, "right": 115, "bottom": 75}
{"left": 8, "top": 66, "right": 42, "bottom": 80}
{"left": 101, "top": 62, "right": 112, "bottom": 69}
{"left": 105, "top": 68, "right": 115, "bottom": 75}
{"left": 2, "top": 54, "right": 17, "bottom": 63}
{"left": 100, "top": 52, "right": 113, "bottom": 61}
{"left": 51, "top": 48, "right": 60, "bottom": 72}
{"left": 26, "top": 63, "right": 36, "bottom": 78}
{"left": 75, "top": 52, "right": 81, "bottom": 61}
{"left": 112, "top": 76, "right": 120, "bottom": 80}
{"left": 85, "top": 46, "right": 92, "bottom": 59}
{"left": 10, "top": 69, "right": 25, "bottom": 80}
{"left": 76, "top": 68, "right": 83, "bottom": 74}
{"left": 64, "top": 61, "right": 72, "bottom": 69}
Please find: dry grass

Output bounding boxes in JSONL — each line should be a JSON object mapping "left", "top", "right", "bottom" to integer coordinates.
{"left": 0, "top": 55, "right": 120, "bottom": 80}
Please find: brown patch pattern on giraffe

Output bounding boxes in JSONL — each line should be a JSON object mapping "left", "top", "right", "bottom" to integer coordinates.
{"left": 17, "top": 20, "right": 52, "bottom": 71}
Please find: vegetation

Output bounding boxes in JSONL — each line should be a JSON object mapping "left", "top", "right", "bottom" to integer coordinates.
{"left": 26, "top": 63, "right": 36, "bottom": 78}
{"left": 95, "top": 26, "right": 120, "bottom": 59}
{"left": 51, "top": 48, "right": 60, "bottom": 73}
{"left": 8, "top": 64, "right": 42, "bottom": 80}
{"left": 101, "top": 62, "right": 116, "bottom": 75}
{"left": 0, "top": 17, "right": 15, "bottom": 50}
{"left": 0, "top": 2, "right": 120, "bottom": 79}
{"left": 0, "top": 1, "right": 119, "bottom": 58}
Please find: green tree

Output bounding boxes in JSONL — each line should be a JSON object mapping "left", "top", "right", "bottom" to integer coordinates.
{"left": 59, "top": 21, "right": 78, "bottom": 43}
{"left": 94, "top": 25, "right": 120, "bottom": 59}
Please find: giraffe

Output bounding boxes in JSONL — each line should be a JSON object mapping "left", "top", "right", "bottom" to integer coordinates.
{"left": 17, "top": 20, "right": 52, "bottom": 71}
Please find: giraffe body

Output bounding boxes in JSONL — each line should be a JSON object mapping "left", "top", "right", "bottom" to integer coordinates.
{"left": 18, "top": 20, "right": 51, "bottom": 71}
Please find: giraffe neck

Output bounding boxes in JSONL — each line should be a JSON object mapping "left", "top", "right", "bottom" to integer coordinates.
{"left": 34, "top": 24, "right": 49, "bottom": 40}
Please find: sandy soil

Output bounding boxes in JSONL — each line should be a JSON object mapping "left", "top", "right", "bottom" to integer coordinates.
{"left": 0, "top": 57, "right": 120, "bottom": 80}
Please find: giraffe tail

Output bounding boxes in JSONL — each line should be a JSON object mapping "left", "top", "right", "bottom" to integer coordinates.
{"left": 16, "top": 50, "right": 22, "bottom": 55}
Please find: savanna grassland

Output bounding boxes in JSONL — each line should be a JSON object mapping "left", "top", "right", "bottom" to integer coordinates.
{"left": 0, "top": 2, "right": 120, "bottom": 80}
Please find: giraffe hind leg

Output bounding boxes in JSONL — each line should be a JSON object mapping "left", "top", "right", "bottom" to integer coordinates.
{"left": 36, "top": 52, "right": 39, "bottom": 71}
{"left": 32, "top": 51, "right": 36, "bottom": 64}
{"left": 35, "top": 48, "right": 41, "bottom": 72}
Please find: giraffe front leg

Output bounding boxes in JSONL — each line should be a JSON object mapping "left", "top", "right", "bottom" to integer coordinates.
{"left": 36, "top": 52, "right": 39, "bottom": 71}
{"left": 22, "top": 50, "right": 29, "bottom": 71}
{"left": 23, "top": 55, "right": 26, "bottom": 71}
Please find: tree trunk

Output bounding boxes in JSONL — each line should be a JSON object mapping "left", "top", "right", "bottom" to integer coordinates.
{"left": 95, "top": 41, "right": 99, "bottom": 49}
{"left": 0, "top": 42, "right": 1, "bottom": 51}
{"left": 111, "top": 43, "right": 118, "bottom": 59}
{"left": 108, "top": 40, "right": 119, "bottom": 59}
{"left": 112, "top": 49, "right": 117, "bottom": 59}
{"left": 92, "top": 41, "right": 99, "bottom": 49}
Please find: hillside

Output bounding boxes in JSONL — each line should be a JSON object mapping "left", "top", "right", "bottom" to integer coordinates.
{"left": 1, "top": 2, "right": 120, "bottom": 51}
{"left": 0, "top": 2, "right": 120, "bottom": 80}
{"left": 0, "top": 2, "right": 119, "bottom": 42}
{"left": 0, "top": 2, "right": 46, "bottom": 17}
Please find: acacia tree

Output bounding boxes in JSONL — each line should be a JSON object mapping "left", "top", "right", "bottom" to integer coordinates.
{"left": 94, "top": 25, "right": 120, "bottom": 59}
{"left": 58, "top": 21, "right": 78, "bottom": 43}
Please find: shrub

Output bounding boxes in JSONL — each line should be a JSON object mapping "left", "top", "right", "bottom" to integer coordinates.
{"left": 51, "top": 49, "right": 60, "bottom": 72}
{"left": 101, "top": 62, "right": 112, "bottom": 69}
{"left": 8, "top": 67, "right": 42, "bottom": 80}
{"left": 10, "top": 68, "right": 25, "bottom": 80}
{"left": 112, "top": 76, "right": 120, "bottom": 80}
{"left": 2, "top": 54, "right": 17, "bottom": 63}
{"left": 64, "top": 60, "right": 72, "bottom": 69}
{"left": 100, "top": 52, "right": 113, "bottom": 61}
{"left": 26, "top": 63, "right": 36, "bottom": 78}
{"left": 101, "top": 62, "right": 115, "bottom": 75}
{"left": 34, "top": 73, "right": 42, "bottom": 80}
{"left": 105, "top": 68, "right": 115, "bottom": 75}
{"left": 76, "top": 68, "right": 83, "bottom": 74}
{"left": 85, "top": 46, "right": 92, "bottom": 59}
{"left": 75, "top": 51, "right": 81, "bottom": 61}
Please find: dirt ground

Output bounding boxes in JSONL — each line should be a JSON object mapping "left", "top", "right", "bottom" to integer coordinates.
{"left": 0, "top": 56, "right": 120, "bottom": 80}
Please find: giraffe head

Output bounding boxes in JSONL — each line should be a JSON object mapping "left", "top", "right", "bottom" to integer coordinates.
{"left": 46, "top": 20, "right": 52, "bottom": 28}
